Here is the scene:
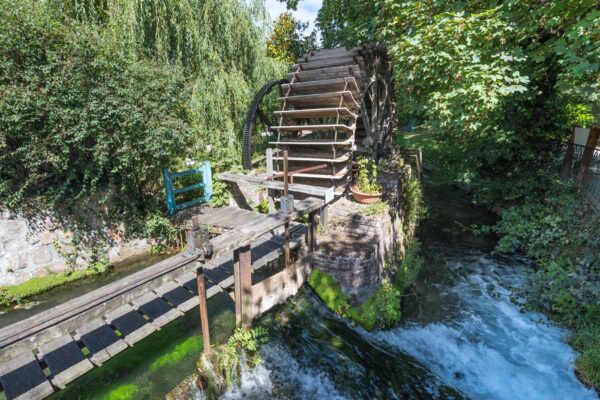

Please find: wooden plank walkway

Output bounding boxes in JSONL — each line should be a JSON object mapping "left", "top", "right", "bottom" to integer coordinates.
{"left": 0, "top": 199, "right": 320, "bottom": 400}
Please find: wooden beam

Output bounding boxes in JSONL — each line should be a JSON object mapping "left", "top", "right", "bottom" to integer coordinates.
{"left": 218, "top": 172, "right": 334, "bottom": 203}
{"left": 560, "top": 128, "right": 577, "bottom": 179}
{"left": 577, "top": 126, "right": 600, "bottom": 182}
{"left": 196, "top": 266, "right": 211, "bottom": 355}
{"left": 233, "top": 245, "right": 253, "bottom": 328}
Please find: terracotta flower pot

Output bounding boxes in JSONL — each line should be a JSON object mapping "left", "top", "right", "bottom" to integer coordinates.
{"left": 350, "top": 185, "right": 383, "bottom": 204}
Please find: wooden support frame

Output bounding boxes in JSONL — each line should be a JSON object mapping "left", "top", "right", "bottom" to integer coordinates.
{"left": 196, "top": 266, "right": 211, "bottom": 355}
{"left": 308, "top": 210, "right": 318, "bottom": 254}
{"left": 561, "top": 128, "right": 577, "bottom": 179}
{"left": 577, "top": 126, "right": 600, "bottom": 182}
{"left": 283, "top": 151, "right": 291, "bottom": 266}
{"left": 233, "top": 245, "right": 253, "bottom": 328}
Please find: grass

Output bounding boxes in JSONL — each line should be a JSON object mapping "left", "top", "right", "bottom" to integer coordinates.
{"left": 0, "top": 267, "right": 106, "bottom": 306}
{"left": 362, "top": 200, "right": 389, "bottom": 216}
{"left": 569, "top": 322, "right": 600, "bottom": 388}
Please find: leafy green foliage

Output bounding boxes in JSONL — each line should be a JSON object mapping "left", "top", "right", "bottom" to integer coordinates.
{"left": 0, "top": 0, "right": 192, "bottom": 222}
{"left": 566, "top": 103, "right": 597, "bottom": 128}
{"left": 320, "top": 0, "right": 599, "bottom": 387}
{"left": 354, "top": 158, "right": 382, "bottom": 195}
{"left": 0, "top": 0, "right": 285, "bottom": 230}
{"left": 267, "top": 12, "right": 317, "bottom": 63}
{"left": 402, "top": 176, "right": 424, "bottom": 234}
{"left": 395, "top": 239, "right": 424, "bottom": 290}
{"left": 144, "top": 214, "right": 178, "bottom": 255}
{"left": 218, "top": 327, "right": 269, "bottom": 386}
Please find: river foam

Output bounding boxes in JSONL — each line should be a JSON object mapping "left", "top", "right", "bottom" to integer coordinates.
{"left": 368, "top": 253, "right": 598, "bottom": 400}
{"left": 221, "top": 343, "right": 346, "bottom": 399}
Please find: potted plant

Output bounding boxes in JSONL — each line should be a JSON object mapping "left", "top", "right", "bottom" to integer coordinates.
{"left": 350, "top": 158, "right": 383, "bottom": 204}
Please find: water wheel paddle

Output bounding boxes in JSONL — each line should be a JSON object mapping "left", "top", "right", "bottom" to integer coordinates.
{"left": 242, "top": 44, "right": 396, "bottom": 194}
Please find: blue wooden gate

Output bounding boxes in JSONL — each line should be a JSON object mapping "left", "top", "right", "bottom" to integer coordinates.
{"left": 162, "top": 161, "right": 213, "bottom": 215}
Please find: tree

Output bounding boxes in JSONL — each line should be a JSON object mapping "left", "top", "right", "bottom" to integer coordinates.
{"left": 267, "top": 12, "right": 318, "bottom": 64}
{"left": 0, "top": 0, "right": 287, "bottom": 228}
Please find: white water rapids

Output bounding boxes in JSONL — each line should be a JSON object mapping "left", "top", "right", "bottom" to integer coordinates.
{"left": 217, "top": 252, "right": 597, "bottom": 400}
{"left": 366, "top": 253, "right": 598, "bottom": 400}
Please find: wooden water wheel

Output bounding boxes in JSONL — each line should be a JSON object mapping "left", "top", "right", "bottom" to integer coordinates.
{"left": 242, "top": 44, "right": 396, "bottom": 194}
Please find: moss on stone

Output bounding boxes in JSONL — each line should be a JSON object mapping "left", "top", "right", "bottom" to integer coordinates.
{"left": 0, "top": 268, "right": 106, "bottom": 306}
{"left": 308, "top": 269, "right": 349, "bottom": 315}
{"left": 309, "top": 269, "right": 403, "bottom": 331}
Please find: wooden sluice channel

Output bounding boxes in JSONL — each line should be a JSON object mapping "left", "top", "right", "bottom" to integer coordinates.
{"left": 0, "top": 198, "right": 324, "bottom": 400}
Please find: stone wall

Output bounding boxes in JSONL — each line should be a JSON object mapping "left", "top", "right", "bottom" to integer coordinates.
{"left": 313, "top": 148, "right": 421, "bottom": 304}
{"left": 0, "top": 213, "right": 150, "bottom": 287}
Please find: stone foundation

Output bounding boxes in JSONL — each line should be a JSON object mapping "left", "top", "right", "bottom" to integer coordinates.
{"left": 0, "top": 214, "right": 150, "bottom": 287}
{"left": 313, "top": 148, "right": 421, "bottom": 304}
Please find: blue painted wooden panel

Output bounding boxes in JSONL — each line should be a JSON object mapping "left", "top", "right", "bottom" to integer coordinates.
{"left": 162, "top": 161, "right": 212, "bottom": 215}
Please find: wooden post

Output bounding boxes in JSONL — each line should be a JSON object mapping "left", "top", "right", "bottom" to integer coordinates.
{"left": 319, "top": 205, "right": 329, "bottom": 233}
{"left": 266, "top": 148, "right": 274, "bottom": 176}
{"left": 283, "top": 150, "right": 291, "bottom": 266}
{"left": 560, "top": 128, "right": 577, "bottom": 179}
{"left": 577, "top": 126, "right": 600, "bottom": 183}
{"left": 307, "top": 210, "right": 318, "bottom": 267}
{"left": 266, "top": 148, "right": 276, "bottom": 214}
{"left": 308, "top": 210, "right": 318, "bottom": 253}
{"left": 196, "top": 266, "right": 211, "bottom": 355}
{"left": 233, "top": 245, "right": 253, "bottom": 328}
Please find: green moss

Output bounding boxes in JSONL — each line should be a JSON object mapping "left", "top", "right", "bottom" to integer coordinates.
{"left": 0, "top": 268, "right": 106, "bottom": 306}
{"left": 347, "top": 282, "right": 402, "bottom": 330}
{"left": 309, "top": 269, "right": 403, "bottom": 331}
{"left": 149, "top": 335, "right": 202, "bottom": 371}
{"left": 308, "top": 269, "right": 349, "bottom": 315}
{"left": 102, "top": 384, "right": 138, "bottom": 400}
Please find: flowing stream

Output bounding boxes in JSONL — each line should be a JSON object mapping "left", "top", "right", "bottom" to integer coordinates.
{"left": 22, "top": 176, "right": 598, "bottom": 399}
{"left": 214, "top": 177, "right": 598, "bottom": 400}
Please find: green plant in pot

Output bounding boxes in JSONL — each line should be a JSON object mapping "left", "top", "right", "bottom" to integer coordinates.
{"left": 350, "top": 157, "right": 383, "bottom": 204}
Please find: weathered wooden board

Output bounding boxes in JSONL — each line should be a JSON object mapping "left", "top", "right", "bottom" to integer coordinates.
{"left": 105, "top": 305, "right": 155, "bottom": 346}
{"left": 74, "top": 319, "right": 127, "bottom": 366}
{"left": 132, "top": 293, "right": 182, "bottom": 329}
{"left": 0, "top": 351, "right": 54, "bottom": 400}
{"left": 0, "top": 200, "right": 321, "bottom": 398}
{"left": 154, "top": 281, "right": 197, "bottom": 313}
{"left": 38, "top": 336, "right": 94, "bottom": 389}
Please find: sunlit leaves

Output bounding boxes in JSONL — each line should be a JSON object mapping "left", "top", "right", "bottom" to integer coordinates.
{"left": 266, "top": 11, "right": 317, "bottom": 63}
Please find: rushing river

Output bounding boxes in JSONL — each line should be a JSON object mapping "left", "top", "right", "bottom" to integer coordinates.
{"left": 30, "top": 176, "right": 598, "bottom": 400}
{"left": 216, "top": 176, "right": 598, "bottom": 400}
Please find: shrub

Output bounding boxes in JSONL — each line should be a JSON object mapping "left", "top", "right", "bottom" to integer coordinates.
{"left": 396, "top": 239, "right": 424, "bottom": 289}
{"left": 0, "top": 1, "right": 192, "bottom": 226}
{"left": 354, "top": 157, "right": 383, "bottom": 195}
